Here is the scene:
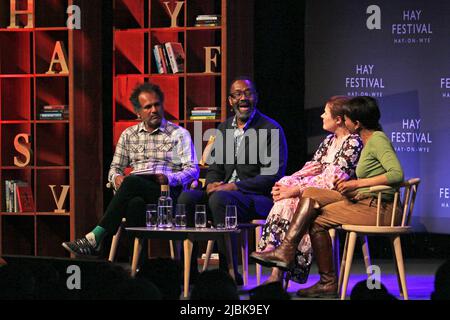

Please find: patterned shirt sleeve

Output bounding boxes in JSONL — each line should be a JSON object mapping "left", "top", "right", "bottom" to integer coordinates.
{"left": 332, "top": 134, "right": 363, "bottom": 178}
{"left": 108, "top": 130, "right": 130, "bottom": 185}
{"left": 165, "top": 128, "right": 200, "bottom": 188}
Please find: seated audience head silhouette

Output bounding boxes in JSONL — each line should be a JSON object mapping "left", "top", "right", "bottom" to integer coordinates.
{"left": 190, "top": 269, "right": 239, "bottom": 300}
{"left": 136, "top": 257, "right": 182, "bottom": 300}
{"left": 111, "top": 278, "right": 162, "bottom": 300}
{"left": 0, "top": 264, "right": 35, "bottom": 300}
{"left": 350, "top": 280, "right": 396, "bottom": 300}
{"left": 249, "top": 281, "right": 291, "bottom": 300}
{"left": 431, "top": 260, "right": 450, "bottom": 300}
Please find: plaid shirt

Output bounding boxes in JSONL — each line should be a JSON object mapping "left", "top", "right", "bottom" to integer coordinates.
{"left": 108, "top": 119, "right": 199, "bottom": 189}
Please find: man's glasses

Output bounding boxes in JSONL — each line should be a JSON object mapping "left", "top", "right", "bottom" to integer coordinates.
{"left": 229, "top": 89, "right": 255, "bottom": 99}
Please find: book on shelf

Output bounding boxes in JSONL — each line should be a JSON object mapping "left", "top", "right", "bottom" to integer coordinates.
{"left": 39, "top": 106, "right": 68, "bottom": 119}
{"left": 191, "top": 106, "right": 219, "bottom": 111}
{"left": 6, "top": 180, "right": 19, "bottom": 212}
{"left": 160, "top": 45, "right": 173, "bottom": 74}
{"left": 4, "top": 180, "right": 33, "bottom": 212}
{"left": 189, "top": 115, "right": 217, "bottom": 120}
{"left": 16, "top": 184, "right": 35, "bottom": 212}
{"left": 196, "top": 14, "right": 221, "bottom": 21}
{"left": 43, "top": 104, "right": 68, "bottom": 111}
{"left": 164, "top": 42, "right": 185, "bottom": 73}
{"left": 195, "top": 14, "right": 221, "bottom": 27}
{"left": 38, "top": 106, "right": 69, "bottom": 120}
{"left": 191, "top": 111, "right": 216, "bottom": 116}
{"left": 195, "top": 23, "right": 220, "bottom": 27}
{"left": 153, "top": 45, "right": 164, "bottom": 74}
{"left": 38, "top": 112, "right": 68, "bottom": 120}
{"left": 4, "top": 180, "right": 11, "bottom": 212}
{"left": 152, "top": 43, "right": 185, "bottom": 74}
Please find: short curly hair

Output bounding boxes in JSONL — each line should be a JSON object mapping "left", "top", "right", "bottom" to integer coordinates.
{"left": 129, "top": 82, "right": 165, "bottom": 112}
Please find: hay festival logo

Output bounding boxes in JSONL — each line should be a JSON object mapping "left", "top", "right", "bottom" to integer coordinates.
{"left": 441, "top": 77, "right": 450, "bottom": 99}
{"left": 392, "top": 9, "right": 433, "bottom": 44}
{"left": 391, "top": 118, "right": 432, "bottom": 153}
{"left": 439, "top": 188, "right": 450, "bottom": 209}
{"left": 345, "top": 64, "right": 385, "bottom": 98}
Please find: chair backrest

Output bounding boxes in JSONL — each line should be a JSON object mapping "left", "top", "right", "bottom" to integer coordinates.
{"left": 401, "top": 178, "right": 420, "bottom": 227}
{"left": 190, "top": 135, "right": 216, "bottom": 189}
{"left": 199, "top": 135, "right": 216, "bottom": 167}
{"left": 371, "top": 178, "right": 420, "bottom": 227}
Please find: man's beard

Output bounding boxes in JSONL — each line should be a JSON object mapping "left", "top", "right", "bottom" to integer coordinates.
{"left": 233, "top": 102, "right": 253, "bottom": 122}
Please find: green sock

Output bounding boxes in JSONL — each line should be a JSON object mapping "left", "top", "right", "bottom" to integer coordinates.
{"left": 89, "top": 226, "right": 106, "bottom": 247}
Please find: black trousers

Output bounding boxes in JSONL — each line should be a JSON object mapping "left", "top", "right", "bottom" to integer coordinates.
{"left": 99, "top": 175, "right": 181, "bottom": 235}
{"left": 177, "top": 189, "right": 273, "bottom": 274}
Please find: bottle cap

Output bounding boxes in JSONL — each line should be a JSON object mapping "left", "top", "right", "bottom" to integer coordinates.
{"left": 161, "top": 185, "right": 169, "bottom": 192}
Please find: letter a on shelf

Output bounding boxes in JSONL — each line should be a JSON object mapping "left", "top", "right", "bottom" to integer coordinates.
{"left": 46, "top": 41, "right": 70, "bottom": 75}
{"left": 13, "top": 133, "right": 33, "bottom": 167}
{"left": 49, "top": 185, "right": 70, "bottom": 213}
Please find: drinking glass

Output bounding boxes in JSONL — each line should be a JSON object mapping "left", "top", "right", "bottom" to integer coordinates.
{"left": 195, "top": 204, "right": 207, "bottom": 228}
{"left": 146, "top": 204, "right": 157, "bottom": 227}
{"left": 174, "top": 204, "right": 187, "bottom": 228}
{"left": 225, "top": 205, "right": 237, "bottom": 229}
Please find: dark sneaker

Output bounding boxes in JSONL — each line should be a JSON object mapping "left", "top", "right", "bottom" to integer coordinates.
{"left": 62, "top": 238, "right": 100, "bottom": 257}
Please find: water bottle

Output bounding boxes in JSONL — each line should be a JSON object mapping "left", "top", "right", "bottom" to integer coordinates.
{"left": 157, "top": 184, "right": 173, "bottom": 228}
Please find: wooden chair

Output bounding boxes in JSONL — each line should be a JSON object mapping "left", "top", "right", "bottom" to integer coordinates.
{"left": 329, "top": 228, "right": 372, "bottom": 288}
{"left": 338, "top": 178, "right": 420, "bottom": 300}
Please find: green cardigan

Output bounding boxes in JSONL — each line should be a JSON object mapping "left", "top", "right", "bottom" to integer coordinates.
{"left": 356, "top": 131, "right": 404, "bottom": 199}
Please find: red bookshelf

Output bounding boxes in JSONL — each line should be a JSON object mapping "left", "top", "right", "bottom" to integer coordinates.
{"left": 0, "top": 0, "right": 103, "bottom": 257}
{"left": 112, "top": 0, "right": 227, "bottom": 149}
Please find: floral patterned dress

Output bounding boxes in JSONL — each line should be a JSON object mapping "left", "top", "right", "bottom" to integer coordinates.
{"left": 257, "top": 133, "right": 363, "bottom": 283}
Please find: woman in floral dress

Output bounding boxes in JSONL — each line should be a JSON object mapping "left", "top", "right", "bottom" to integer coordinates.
{"left": 258, "top": 96, "right": 363, "bottom": 284}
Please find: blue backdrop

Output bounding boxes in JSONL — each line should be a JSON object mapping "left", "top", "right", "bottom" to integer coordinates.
{"left": 305, "top": 0, "right": 450, "bottom": 233}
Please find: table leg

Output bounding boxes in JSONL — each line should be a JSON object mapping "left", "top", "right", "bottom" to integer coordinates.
{"left": 241, "top": 229, "right": 248, "bottom": 285}
{"left": 183, "top": 239, "right": 193, "bottom": 298}
{"left": 131, "top": 237, "right": 143, "bottom": 277}
{"left": 224, "top": 234, "right": 235, "bottom": 281}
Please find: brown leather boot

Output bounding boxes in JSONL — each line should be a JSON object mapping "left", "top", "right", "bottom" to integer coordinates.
{"left": 296, "top": 223, "right": 338, "bottom": 298}
{"left": 263, "top": 268, "right": 285, "bottom": 285}
{"left": 250, "top": 198, "right": 319, "bottom": 270}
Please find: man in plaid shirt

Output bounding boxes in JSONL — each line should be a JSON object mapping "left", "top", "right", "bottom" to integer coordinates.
{"left": 62, "top": 82, "right": 199, "bottom": 257}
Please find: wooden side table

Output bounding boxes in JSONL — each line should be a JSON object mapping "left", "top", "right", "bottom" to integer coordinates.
{"left": 125, "top": 227, "right": 240, "bottom": 298}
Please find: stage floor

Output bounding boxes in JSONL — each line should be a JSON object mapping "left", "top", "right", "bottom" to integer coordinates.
{"left": 235, "top": 259, "right": 443, "bottom": 300}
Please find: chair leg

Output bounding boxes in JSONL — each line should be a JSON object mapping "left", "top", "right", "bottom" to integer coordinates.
{"left": 392, "top": 235, "right": 408, "bottom": 300}
{"left": 223, "top": 234, "right": 235, "bottom": 281}
{"left": 131, "top": 237, "right": 143, "bottom": 277}
{"left": 183, "top": 239, "right": 194, "bottom": 299}
{"left": 241, "top": 229, "right": 249, "bottom": 286}
{"left": 390, "top": 240, "right": 404, "bottom": 297}
{"left": 329, "top": 228, "right": 341, "bottom": 283}
{"left": 169, "top": 240, "right": 175, "bottom": 259}
{"left": 340, "top": 231, "right": 357, "bottom": 300}
{"left": 359, "top": 235, "right": 372, "bottom": 276}
{"left": 202, "top": 240, "right": 215, "bottom": 272}
{"left": 108, "top": 226, "right": 122, "bottom": 262}
{"left": 338, "top": 232, "right": 349, "bottom": 294}
{"left": 255, "top": 225, "right": 263, "bottom": 285}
